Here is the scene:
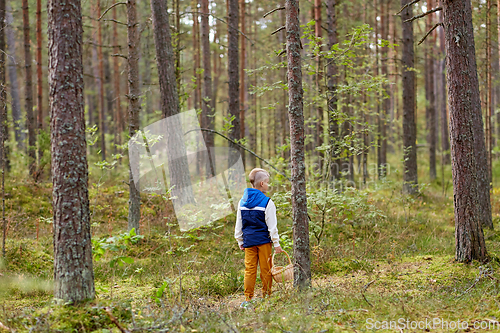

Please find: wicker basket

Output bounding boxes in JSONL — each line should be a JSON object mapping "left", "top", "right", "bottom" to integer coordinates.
{"left": 271, "top": 251, "right": 294, "bottom": 283}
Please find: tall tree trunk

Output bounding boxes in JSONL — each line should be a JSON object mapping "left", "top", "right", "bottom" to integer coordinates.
{"left": 228, "top": 0, "right": 240, "bottom": 159}
{"left": 314, "top": 0, "right": 324, "bottom": 172}
{"left": 23, "top": 0, "right": 35, "bottom": 179}
{"left": 443, "top": 0, "right": 489, "bottom": 261}
{"left": 127, "top": 0, "right": 141, "bottom": 233}
{"left": 401, "top": 0, "right": 418, "bottom": 194}
{"left": 192, "top": 0, "right": 201, "bottom": 112}
{"left": 151, "top": 0, "right": 195, "bottom": 206}
{"left": 6, "top": 5, "right": 23, "bottom": 149}
{"left": 201, "top": 0, "right": 214, "bottom": 176}
{"left": 95, "top": 0, "right": 106, "bottom": 161}
{"left": 486, "top": 0, "right": 493, "bottom": 183}
{"left": 48, "top": 0, "right": 95, "bottom": 302}
{"left": 0, "top": 0, "right": 4, "bottom": 259}
{"left": 113, "top": 0, "right": 122, "bottom": 148}
{"left": 438, "top": 2, "right": 450, "bottom": 165}
{"left": 326, "top": 0, "right": 339, "bottom": 182}
{"left": 239, "top": 0, "right": 246, "bottom": 168}
{"left": 36, "top": 0, "right": 43, "bottom": 167}
{"left": 425, "top": 0, "right": 437, "bottom": 181}
{"left": 286, "top": 0, "right": 310, "bottom": 289}
{"left": 378, "top": 0, "right": 387, "bottom": 177}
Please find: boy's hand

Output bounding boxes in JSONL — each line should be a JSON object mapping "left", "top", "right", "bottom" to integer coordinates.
{"left": 239, "top": 244, "right": 245, "bottom": 251}
{"left": 274, "top": 245, "right": 284, "bottom": 253}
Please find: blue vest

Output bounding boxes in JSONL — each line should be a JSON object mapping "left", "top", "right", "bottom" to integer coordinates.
{"left": 240, "top": 188, "right": 271, "bottom": 248}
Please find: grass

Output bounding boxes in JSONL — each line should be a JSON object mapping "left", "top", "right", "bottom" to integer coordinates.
{"left": 1, "top": 158, "right": 500, "bottom": 332}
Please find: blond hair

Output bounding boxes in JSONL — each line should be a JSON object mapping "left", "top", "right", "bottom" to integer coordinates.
{"left": 249, "top": 168, "right": 270, "bottom": 188}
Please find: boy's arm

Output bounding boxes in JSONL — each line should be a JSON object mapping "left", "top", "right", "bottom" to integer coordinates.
{"left": 265, "top": 199, "right": 280, "bottom": 247}
{"left": 234, "top": 205, "right": 244, "bottom": 247}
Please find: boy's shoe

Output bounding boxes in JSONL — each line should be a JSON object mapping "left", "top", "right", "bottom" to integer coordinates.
{"left": 240, "top": 301, "right": 251, "bottom": 309}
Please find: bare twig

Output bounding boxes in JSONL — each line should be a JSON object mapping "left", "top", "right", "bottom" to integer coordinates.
{"left": 271, "top": 26, "right": 286, "bottom": 36}
{"left": 104, "top": 307, "right": 130, "bottom": 333}
{"left": 361, "top": 280, "right": 376, "bottom": 307}
{"left": 98, "top": 2, "right": 127, "bottom": 21}
{"left": 111, "top": 54, "right": 128, "bottom": 59}
{"left": 395, "top": 0, "right": 421, "bottom": 15}
{"left": 183, "top": 128, "right": 290, "bottom": 181}
{"left": 182, "top": 12, "right": 253, "bottom": 45}
{"left": 418, "top": 22, "right": 443, "bottom": 45}
{"left": 404, "top": 7, "right": 442, "bottom": 23}
{"left": 103, "top": 18, "right": 127, "bottom": 26}
{"left": 263, "top": 6, "right": 285, "bottom": 18}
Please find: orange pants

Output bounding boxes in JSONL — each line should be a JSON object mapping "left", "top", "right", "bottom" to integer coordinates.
{"left": 244, "top": 242, "right": 273, "bottom": 301}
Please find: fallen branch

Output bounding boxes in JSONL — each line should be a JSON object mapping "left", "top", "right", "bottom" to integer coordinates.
{"left": 404, "top": 7, "right": 442, "bottom": 23}
{"left": 361, "top": 280, "right": 376, "bottom": 307}
{"left": 418, "top": 22, "right": 443, "bottom": 45}
{"left": 104, "top": 307, "right": 130, "bottom": 333}
{"left": 395, "top": 0, "right": 421, "bottom": 15}
{"left": 263, "top": 6, "right": 285, "bottom": 18}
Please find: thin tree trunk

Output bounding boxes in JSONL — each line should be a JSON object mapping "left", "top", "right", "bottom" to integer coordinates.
{"left": 326, "top": 0, "right": 339, "bottom": 182}
{"left": 286, "top": 0, "right": 310, "bottom": 289}
{"left": 6, "top": 5, "right": 23, "bottom": 149}
{"left": 378, "top": 0, "right": 387, "bottom": 177}
{"left": 192, "top": 0, "right": 201, "bottom": 112}
{"left": 0, "top": 0, "right": 6, "bottom": 258}
{"left": 48, "top": 0, "right": 95, "bottom": 302}
{"left": 239, "top": 0, "right": 246, "bottom": 168}
{"left": 486, "top": 0, "right": 493, "bottom": 183}
{"left": 425, "top": 0, "right": 437, "bottom": 181}
{"left": 36, "top": 0, "right": 43, "bottom": 166}
{"left": 151, "top": 0, "right": 195, "bottom": 206}
{"left": 228, "top": 0, "right": 240, "bottom": 160}
{"left": 401, "top": 0, "right": 418, "bottom": 194}
{"left": 314, "top": 0, "right": 324, "bottom": 171}
{"left": 127, "top": 0, "right": 141, "bottom": 234}
{"left": 112, "top": 0, "right": 122, "bottom": 148}
{"left": 443, "top": 0, "right": 489, "bottom": 261}
{"left": 201, "top": 0, "right": 214, "bottom": 176}
{"left": 95, "top": 0, "right": 106, "bottom": 161}
{"left": 438, "top": 2, "right": 450, "bottom": 165}
{"left": 23, "top": 0, "right": 35, "bottom": 179}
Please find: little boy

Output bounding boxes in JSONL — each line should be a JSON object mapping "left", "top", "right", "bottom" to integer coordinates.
{"left": 234, "top": 168, "right": 283, "bottom": 305}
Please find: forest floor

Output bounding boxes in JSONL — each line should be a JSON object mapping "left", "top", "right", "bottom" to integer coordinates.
{"left": 2, "top": 163, "right": 500, "bottom": 332}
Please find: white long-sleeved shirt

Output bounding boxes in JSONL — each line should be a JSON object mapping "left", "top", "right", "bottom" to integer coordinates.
{"left": 234, "top": 199, "right": 280, "bottom": 247}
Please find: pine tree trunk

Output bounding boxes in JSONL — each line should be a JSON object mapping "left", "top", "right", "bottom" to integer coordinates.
{"left": 48, "top": 0, "right": 95, "bottom": 302}
{"left": 286, "top": 0, "right": 311, "bottom": 289}
{"left": 36, "top": 0, "right": 43, "bottom": 166}
{"left": 239, "top": 0, "right": 246, "bottom": 168}
{"left": 228, "top": 0, "right": 240, "bottom": 160}
{"left": 437, "top": 4, "right": 450, "bottom": 165}
{"left": 486, "top": 0, "right": 493, "bottom": 184}
{"left": 23, "top": 0, "right": 35, "bottom": 178}
{"left": 201, "top": 0, "right": 214, "bottom": 176}
{"left": 6, "top": 5, "right": 23, "bottom": 149}
{"left": 425, "top": 0, "right": 437, "bottom": 181}
{"left": 314, "top": 0, "right": 324, "bottom": 172}
{"left": 378, "top": 0, "right": 387, "bottom": 177}
{"left": 127, "top": 0, "right": 141, "bottom": 234}
{"left": 95, "top": 0, "right": 106, "bottom": 161}
{"left": 401, "top": 0, "right": 418, "bottom": 194}
{"left": 443, "top": 0, "right": 488, "bottom": 261}
{"left": 326, "top": 0, "right": 339, "bottom": 182}
{"left": 151, "top": 0, "right": 195, "bottom": 206}
{"left": 0, "top": 0, "right": 4, "bottom": 258}
{"left": 112, "top": 0, "right": 122, "bottom": 148}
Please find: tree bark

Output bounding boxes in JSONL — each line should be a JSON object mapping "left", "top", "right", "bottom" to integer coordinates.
{"left": 228, "top": 0, "right": 240, "bottom": 161}
{"left": 326, "top": 0, "right": 339, "bottom": 182}
{"left": 127, "top": 0, "right": 141, "bottom": 233}
{"left": 95, "top": 0, "right": 106, "bottom": 161}
{"left": 48, "top": 0, "right": 95, "bottom": 302}
{"left": 201, "top": 0, "right": 214, "bottom": 176}
{"left": 36, "top": 0, "right": 43, "bottom": 166}
{"left": 6, "top": 5, "right": 23, "bottom": 149}
{"left": 0, "top": 0, "right": 5, "bottom": 258}
{"left": 401, "top": 0, "right": 418, "bottom": 194}
{"left": 112, "top": 0, "right": 122, "bottom": 148}
{"left": 151, "top": 0, "right": 195, "bottom": 206}
{"left": 286, "top": 0, "right": 311, "bottom": 289}
{"left": 23, "top": 0, "right": 35, "bottom": 179}
{"left": 378, "top": 0, "right": 387, "bottom": 178}
{"left": 443, "top": 0, "right": 488, "bottom": 261}
{"left": 239, "top": 0, "right": 246, "bottom": 168}
{"left": 437, "top": 3, "right": 450, "bottom": 165}
{"left": 425, "top": 0, "right": 437, "bottom": 181}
